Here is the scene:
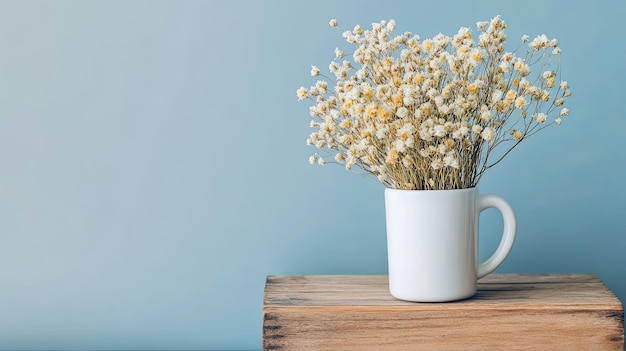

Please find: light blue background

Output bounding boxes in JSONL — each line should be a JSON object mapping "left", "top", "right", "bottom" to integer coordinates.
{"left": 0, "top": 1, "right": 623, "bottom": 350}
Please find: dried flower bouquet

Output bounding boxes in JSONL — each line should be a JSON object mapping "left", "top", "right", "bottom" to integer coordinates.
{"left": 297, "top": 16, "right": 571, "bottom": 190}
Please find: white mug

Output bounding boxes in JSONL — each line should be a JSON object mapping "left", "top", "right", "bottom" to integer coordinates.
{"left": 385, "top": 187, "right": 516, "bottom": 302}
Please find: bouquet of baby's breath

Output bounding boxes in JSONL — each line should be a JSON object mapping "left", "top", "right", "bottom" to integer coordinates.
{"left": 297, "top": 16, "right": 571, "bottom": 190}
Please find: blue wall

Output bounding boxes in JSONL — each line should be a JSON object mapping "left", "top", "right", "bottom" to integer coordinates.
{"left": 0, "top": 1, "right": 623, "bottom": 350}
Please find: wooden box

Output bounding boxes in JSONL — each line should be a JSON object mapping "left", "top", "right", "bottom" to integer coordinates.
{"left": 263, "top": 274, "right": 624, "bottom": 350}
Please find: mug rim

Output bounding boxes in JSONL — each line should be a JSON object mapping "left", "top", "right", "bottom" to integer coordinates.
{"left": 385, "top": 187, "right": 477, "bottom": 193}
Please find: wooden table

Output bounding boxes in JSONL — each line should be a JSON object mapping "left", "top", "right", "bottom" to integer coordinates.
{"left": 263, "top": 274, "right": 624, "bottom": 350}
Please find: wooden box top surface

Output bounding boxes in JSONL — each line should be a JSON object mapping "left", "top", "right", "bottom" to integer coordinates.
{"left": 264, "top": 274, "right": 623, "bottom": 311}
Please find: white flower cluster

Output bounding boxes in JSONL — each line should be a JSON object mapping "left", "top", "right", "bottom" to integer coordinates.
{"left": 298, "top": 16, "right": 571, "bottom": 190}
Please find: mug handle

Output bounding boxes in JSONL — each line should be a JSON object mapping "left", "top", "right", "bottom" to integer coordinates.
{"left": 477, "top": 194, "right": 517, "bottom": 279}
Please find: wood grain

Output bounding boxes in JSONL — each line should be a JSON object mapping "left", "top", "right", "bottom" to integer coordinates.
{"left": 263, "top": 274, "right": 624, "bottom": 350}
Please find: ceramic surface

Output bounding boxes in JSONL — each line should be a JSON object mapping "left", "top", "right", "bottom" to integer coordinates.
{"left": 385, "top": 187, "right": 516, "bottom": 302}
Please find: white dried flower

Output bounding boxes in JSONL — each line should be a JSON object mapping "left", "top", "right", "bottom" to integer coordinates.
{"left": 328, "top": 61, "right": 339, "bottom": 73}
{"left": 396, "top": 107, "right": 409, "bottom": 118}
{"left": 480, "top": 127, "right": 494, "bottom": 141}
{"left": 433, "top": 124, "right": 446, "bottom": 137}
{"left": 491, "top": 89, "right": 503, "bottom": 104}
{"left": 315, "top": 81, "right": 328, "bottom": 94}
{"left": 376, "top": 125, "right": 389, "bottom": 139}
{"left": 310, "top": 66, "right": 320, "bottom": 77}
{"left": 297, "top": 87, "right": 308, "bottom": 100}
{"left": 334, "top": 48, "right": 344, "bottom": 59}
{"left": 529, "top": 34, "right": 548, "bottom": 50}
{"left": 397, "top": 123, "right": 415, "bottom": 141}
{"left": 452, "top": 125, "right": 470, "bottom": 139}
{"left": 499, "top": 61, "right": 510, "bottom": 73}
{"left": 444, "top": 152, "right": 460, "bottom": 169}
{"left": 403, "top": 95, "right": 416, "bottom": 106}
{"left": 393, "top": 139, "right": 407, "bottom": 153}
{"left": 472, "top": 124, "right": 483, "bottom": 134}
{"left": 480, "top": 110, "right": 492, "bottom": 122}
{"left": 535, "top": 113, "right": 547, "bottom": 123}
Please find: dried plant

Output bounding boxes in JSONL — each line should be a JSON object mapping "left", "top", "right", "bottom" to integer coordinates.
{"left": 298, "top": 16, "right": 571, "bottom": 190}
